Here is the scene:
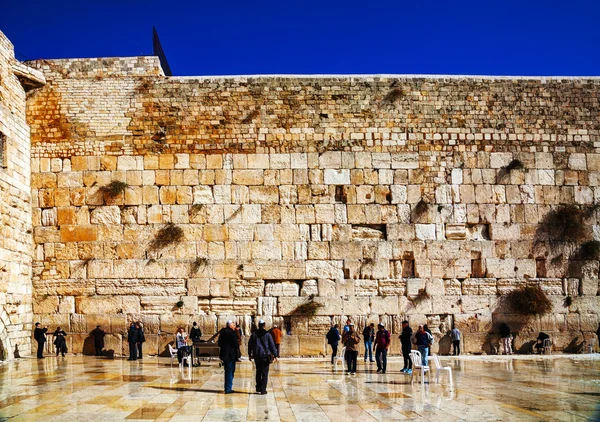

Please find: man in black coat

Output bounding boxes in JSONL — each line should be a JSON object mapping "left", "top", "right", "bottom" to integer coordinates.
{"left": 91, "top": 325, "right": 105, "bottom": 356}
{"left": 33, "top": 322, "right": 48, "bottom": 359}
{"left": 136, "top": 322, "right": 145, "bottom": 359}
{"left": 218, "top": 320, "right": 240, "bottom": 394}
{"left": 127, "top": 323, "right": 140, "bottom": 361}
{"left": 248, "top": 320, "right": 278, "bottom": 395}
{"left": 399, "top": 320, "right": 413, "bottom": 373}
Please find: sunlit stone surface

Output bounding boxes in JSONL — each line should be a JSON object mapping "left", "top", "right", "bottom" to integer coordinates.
{"left": 0, "top": 355, "right": 598, "bottom": 421}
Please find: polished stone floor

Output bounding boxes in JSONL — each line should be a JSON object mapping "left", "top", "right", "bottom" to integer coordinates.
{"left": 0, "top": 354, "right": 599, "bottom": 421}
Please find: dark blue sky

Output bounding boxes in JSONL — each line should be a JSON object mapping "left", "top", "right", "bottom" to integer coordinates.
{"left": 1, "top": 0, "right": 599, "bottom": 76}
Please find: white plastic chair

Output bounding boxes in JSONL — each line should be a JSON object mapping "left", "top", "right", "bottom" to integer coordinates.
{"left": 168, "top": 344, "right": 178, "bottom": 366}
{"left": 543, "top": 338, "right": 552, "bottom": 354}
{"left": 334, "top": 346, "right": 346, "bottom": 371}
{"left": 432, "top": 354, "right": 453, "bottom": 388}
{"left": 588, "top": 338, "right": 597, "bottom": 354}
{"left": 409, "top": 350, "right": 430, "bottom": 385}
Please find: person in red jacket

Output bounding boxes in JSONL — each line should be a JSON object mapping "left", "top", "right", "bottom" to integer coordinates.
{"left": 374, "top": 323, "right": 391, "bottom": 374}
{"left": 269, "top": 325, "right": 283, "bottom": 357}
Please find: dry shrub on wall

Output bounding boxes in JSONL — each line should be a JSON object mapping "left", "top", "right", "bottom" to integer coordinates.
{"left": 99, "top": 180, "right": 128, "bottom": 200}
{"left": 577, "top": 240, "right": 600, "bottom": 260}
{"left": 409, "top": 288, "right": 430, "bottom": 306}
{"left": 148, "top": 223, "right": 184, "bottom": 253}
{"left": 383, "top": 88, "right": 404, "bottom": 104}
{"left": 190, "top": 257, "right": 208, "bottom": 275}
{"left": 290, "top": 294, "right": 324, "bottom": 317}
{"left": 504, "top": 285, "right": 553, "bottom": 316}
{"left": 536, "top": 205, "right": 587, "bottom": 243}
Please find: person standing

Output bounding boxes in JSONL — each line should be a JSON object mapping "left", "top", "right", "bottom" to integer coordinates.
{"left": 127, "top": 322, "right": 139, "bottom": 361}
{"left": 91, "top": 325, "right": 105, "bottom": 356}
{"left": 400, "top": 320, "right": 413, "bottom": 373}
{"left": 218, "top": 320, "right": 240, "bottom": 394}
{"left": 450, "top": 326, "right": 461, "bottom": 356}
{"left": 343, "top": 318, "right": 352, "bottom": 334}
{"left": 374, "top": 323, "right": 391, "bottom": 374}
{"left": 326, "top": 324, "right": 341, "bottom": 365}
{"left": 249, "top": 320, "right": 278, "bottom": 395}
{"left": 414, "top": 325, "right": 433, "bottom": 366}
{"left": 176, "top": 327, "right": 190, "bottom": 364}
{"left": 136, "top": 322, "right": 145, "bottom": 360}
{"left": 499, "top": 323, "right": 512, "bottom": 355}
{"left": 269, "top": 325, "right": 283, "bottom": 358}
{"left": 362, "top": 323, "right": 375, "bottom": 363}
{"left": 53, "top": 327, "right": 67, "bottom": 357}
{"left": 33, "top": 323, "right": 48, "bottom": 359}
{"left": 423, "top": 324, "right": 433, "bottom": 356}
{"left": 190, "top": 321, "right": 202, "bottom": 343}
{"left": 342, "top": 323, "right": 361, "bottom": 375}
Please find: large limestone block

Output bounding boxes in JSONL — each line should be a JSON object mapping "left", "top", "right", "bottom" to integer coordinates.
{"left": 210, "top": 279, "right": 231, "bottom": 297}
{"left": 323, "top": 169, "right": 350, "bottom": 185}
{"left": 378, "top": 279, "right": 406, "bottom": 296}
{"left": 486, "top": 259, "right": 516, "bottom": 278}
{"left": 33, "top": 279, "right": 96, "bottom": 296}
{"left": 306, "top": 260, "right": 343, "bottom": 279}
{"left": 96, "top": 279, "right": 185, "bottom": 296}
{"left": 406, "top": 278, "right": 426, "bottom": 296}
{"left": 415, "top": 224, "right": 436, "bottom": 240}
{"left": 391, "top": 152, "right": 419, "bottom": 169}
{"left": 371, "top": 296, "right": 399, "bottom": 315}
{"left": 489, "top": 224, "right": 520, "bottom": 240}
{"left": 232, "top": 279, "right": 265, "bottom": 297}
{"left": 60, "top": 226, "right": 97, "bottom": 242}
{"left": 354, "top": 279, "right": 378, "bottom": 296}
{"left": 33, "top": 295, "right": 59, "bottom": 314}
{"left": 445, "top": 224, "right": 467, "bottom": 240}
{"left": 187, "top": 278, "right": 210, "bottom": 296}
{"left": 233, "top": 170, "right": 264, "bottom": 185}
{"left": 75, "top": 296, "right": 126, "bottom": 314}
{"left": 160, "top": 314, "right": 192, "bottom": 334}
{"left": 297, "top": 335, "right": 327, "bottom": 356}
{"left": 265, "top": 281, "right": 300, "bottom": 297}
{"left": 342, "top": 297, "right": 370, "bottom": 314}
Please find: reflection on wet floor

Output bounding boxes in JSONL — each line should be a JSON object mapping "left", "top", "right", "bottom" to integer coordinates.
{"left": 0, "top": 355, "right": 598, "bottom": 421}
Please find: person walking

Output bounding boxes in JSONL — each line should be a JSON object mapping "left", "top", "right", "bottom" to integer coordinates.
{"left": 342, "top": 323, "right": 361, "bottom": 375}
{"left": 414, "top": 325, "right": 433, "bottom": 366}
{"left": 53, "top": 327, "right": 67, "bottom": 357}
{"left": 450, "top": 326, "right": 461, "bottom": 356}
{"left": 269, "top": 325, "right": 283, "bottom": 358}
{"left": 249, "top": 320, "right": 278, "bottom": 395}
{"left": 326, "top": 324, "right": 341, "bottom": 365}
{"left": 400, "top": 320, "right": 413, "bottom": 373}
{"left": 363, "top": 323, "right": 375, "bottom": 363}
{"left": 127, "top": 322, "right": 140, "bottom": 361}
{"left": 374, "top": 323, "right": 391, "bottom": 374}
{"left": 499, "top": 323, "right": 513, "bottom": 355}
{"left": 91, "top": 325, "right": 105, "bottom": 356}
{"left": 33, "top": 323, "right": 48, "bottom": 359}
{"left": 136, "top": 322, "right": 145, "bottom": 360}
{"left": 218, "top": 320, "right": 240, "bottom": 394}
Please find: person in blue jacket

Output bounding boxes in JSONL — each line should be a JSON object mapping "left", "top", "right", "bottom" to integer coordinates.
{"left": 326, "top": 324, "right": 341, "bottom": 364}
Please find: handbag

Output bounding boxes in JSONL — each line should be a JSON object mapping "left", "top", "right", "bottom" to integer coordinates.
{"left": 259, "top": 335, "right": 275, "bottom": 363}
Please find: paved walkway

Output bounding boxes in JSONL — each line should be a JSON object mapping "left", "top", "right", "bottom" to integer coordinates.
{"left": 0, "top": 354, "right": 599, "bottom": 421}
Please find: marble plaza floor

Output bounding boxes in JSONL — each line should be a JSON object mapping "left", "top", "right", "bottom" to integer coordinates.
{"left": 0, "top": 354, "right": 599, "bottom": 421}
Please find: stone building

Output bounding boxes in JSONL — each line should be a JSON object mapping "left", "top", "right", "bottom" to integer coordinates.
{"left": 1, "top": 28, "right": 600, "bottom": 358}
{"left": 0, "top": 31, "right": 44, "bottom": 360}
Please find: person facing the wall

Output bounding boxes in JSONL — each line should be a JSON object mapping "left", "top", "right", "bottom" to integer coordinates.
{"left": 33, "top": 323, "right": 48, "bottom": 359}
{"left": 127, "top": 323, "right": 140, "bottom": 361}
{"left": 450, "top": 326, "right": 461, "bottom": 356}
{"left": 53, "top": 327, "right": 67, "bottom": 357}
{"left": 269, "top": 325, "right": 283, "bottom": 358}
{"left": 326, "top": 324, "right": 341, "bottom": 365}
{"left": 374, "top": 323, "right": 391, "bottom": 374}
{"left": 218, "top": 320, "right": 240, "bottom": 394}
{"left": 400, "top": 320, "right": 413, "bottom": 373}
{"left": 249, "top": 320, "right": 278, "bottom": 395}
{"left": 91, "top": 325, "right": 105, "bottom": 356}
{"left": 499, "top": 323, "right": 513, "bottom": 355}
{"left": 136, "top": 322, "right": 145, "bottom": 359}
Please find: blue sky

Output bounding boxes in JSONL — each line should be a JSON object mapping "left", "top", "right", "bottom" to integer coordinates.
{"left": 1, "top": 0, "right": 599, "bottom": 76}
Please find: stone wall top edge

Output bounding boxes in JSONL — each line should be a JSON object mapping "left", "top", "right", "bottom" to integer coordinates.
{"left": 24, "top": 56, "right": 164, "bottom": 78}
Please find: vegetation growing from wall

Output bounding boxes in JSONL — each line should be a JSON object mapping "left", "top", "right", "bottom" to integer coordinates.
{"left": 148, "top": 223, "right": 184, "bottom": 253}
{"left": 504, "top": 285, "right": 553, "bottom": 316}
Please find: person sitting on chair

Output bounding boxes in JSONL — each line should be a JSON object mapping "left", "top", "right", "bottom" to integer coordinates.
{"left": 535, "top": 332, "right": 550, "bottom": 354}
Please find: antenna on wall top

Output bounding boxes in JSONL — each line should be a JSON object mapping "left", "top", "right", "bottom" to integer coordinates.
{"left": 152, "top": 27, "right": 173, "bottom": 76}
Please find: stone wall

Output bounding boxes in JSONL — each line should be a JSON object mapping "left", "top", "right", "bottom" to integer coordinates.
{"left": 0, "top": 31, "right": 43, "bottom": 360}
{"left": 25, "top": 56, "right": 600, "bottom": 356}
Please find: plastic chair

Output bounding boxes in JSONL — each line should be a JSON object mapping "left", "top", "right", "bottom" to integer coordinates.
{"left": 543, "top": 338, "right": 552, "bottom": 354}
{"left": 588, "top": 338, "right": 597, "bottom": 354}
{"left": 334, "top": 346, "right": 346, "bottom": 371}
{"left": 168, "top": 344, "right": 178, "bottom": 366}
{"left": 432, "top": 355, "right": 453, "bottom": 388}
{"left": 409, "top": 350, "right": 430, "bottom": 385}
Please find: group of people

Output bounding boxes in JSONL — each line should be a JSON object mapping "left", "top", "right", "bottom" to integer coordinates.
{"left": 33, "top": 323, "right": 68, "bottom": 358}
{"left": 217, "top": 319, "right": 278, "bottom": 394}
{"left": 326, "top": 320, "right": 457, "bottom": 374}
{"left": 127, "top": 322, "right": 146, "bottom": 361}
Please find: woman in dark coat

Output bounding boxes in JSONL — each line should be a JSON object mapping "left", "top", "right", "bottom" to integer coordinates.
{"left": 91, "top": 325, "right": 105, "bottom": 356}
{"left": 53, "top": 327, "right": 67, "bottom": 357}
{"left": 136, "top": 322, "right": 145, "bottom": 359}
